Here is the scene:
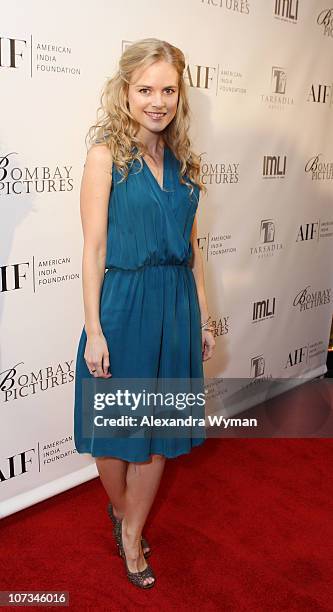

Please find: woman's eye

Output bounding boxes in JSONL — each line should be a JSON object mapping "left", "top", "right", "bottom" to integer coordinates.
{"left": 139, "top": 88, "right": 175, "bottom": 94}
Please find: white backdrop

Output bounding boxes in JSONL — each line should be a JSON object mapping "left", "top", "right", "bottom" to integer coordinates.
{"left": 1, "top": 0, "right": 332, "bottom": 517}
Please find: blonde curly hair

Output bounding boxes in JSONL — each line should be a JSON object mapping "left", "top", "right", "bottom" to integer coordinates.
{"left": 86, "top": 37, "right": 207, "bottom": 198}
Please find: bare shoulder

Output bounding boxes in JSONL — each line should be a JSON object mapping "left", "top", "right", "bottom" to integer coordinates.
{"left": 80, "top": 143, "right": 113, "bottom": 231}
{"left": 85, "top": 143, "right": 113, "bottom": 174}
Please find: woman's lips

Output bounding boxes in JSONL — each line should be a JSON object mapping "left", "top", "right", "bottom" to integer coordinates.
{"left": 144, "top": 111, "right": 166, "bottom": 120}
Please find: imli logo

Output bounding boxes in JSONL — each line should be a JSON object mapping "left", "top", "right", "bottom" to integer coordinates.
{"left": 293, "top": 285, "right": 332, "bottom": 312}
{"left": 260, "top": 67, "right": 294, "bottom": 110}
{"left": 274, "top": 0, "right": 299, "bottom": 23}
{"left": 305, "top": 155, "right": 333, "bottom": 180}
{"left": 316, "top": 8, "right": 333, "bottom": 37}
{"left": 262, "top": 155, "right": 287, "bottom": 179}
{"left": 252, "top": 298, "right": 276, "bottom": 323}
{"left": 0, "top": 360, "right": 74, "bottom": 403}
{"left": 250, "top": 219, "right": 283, "bottom": 259}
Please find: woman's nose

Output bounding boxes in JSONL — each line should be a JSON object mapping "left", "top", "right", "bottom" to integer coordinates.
{"left": 152, "top": 96, "right": 164, "bottom": 107}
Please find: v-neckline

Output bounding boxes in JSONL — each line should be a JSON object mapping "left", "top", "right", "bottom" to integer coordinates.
{"left": 142, "top": 144, "right": 168, "bottom": 191}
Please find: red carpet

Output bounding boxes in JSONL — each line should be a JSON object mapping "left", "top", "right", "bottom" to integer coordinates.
{"left": 1, "top": 435, "right": 333, "bottom": 611}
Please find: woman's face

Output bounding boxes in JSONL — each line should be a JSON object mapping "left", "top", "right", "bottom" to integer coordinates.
{"left": 127, "top": 60, "right": 179, "bottom": 136}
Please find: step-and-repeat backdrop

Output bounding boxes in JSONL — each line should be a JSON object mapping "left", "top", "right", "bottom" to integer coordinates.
{"left": 1, "top": 1, "right": 332, "bottom": 517}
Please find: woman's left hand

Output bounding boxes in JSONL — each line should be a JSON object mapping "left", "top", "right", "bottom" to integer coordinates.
{"left": 202, "top": 329, "right": 216, "bottom": 361}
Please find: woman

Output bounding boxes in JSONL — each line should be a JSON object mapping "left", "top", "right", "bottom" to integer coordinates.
{"left": 74, "top": 38, "right": 216, "bottom": 589}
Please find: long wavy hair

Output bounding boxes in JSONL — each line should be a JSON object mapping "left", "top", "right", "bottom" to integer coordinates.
{"left": 86, "top": 38, "right": 207, "bottom": 197}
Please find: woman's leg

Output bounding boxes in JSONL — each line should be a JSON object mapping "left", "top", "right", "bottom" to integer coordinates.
{"left": 121, "top": 454, "right": 166, "bottom": 585}
{"left": 96, "top": 453, "right": 166, "bottom": 586}
{"left": 95, "top": 456, "right": 128, "bottom": 519}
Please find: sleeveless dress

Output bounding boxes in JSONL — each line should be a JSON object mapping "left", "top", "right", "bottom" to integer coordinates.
{"left": 73, "top": 144, "right": 206, "bottom": 461}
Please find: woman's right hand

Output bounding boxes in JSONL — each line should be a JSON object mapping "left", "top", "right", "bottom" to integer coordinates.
{"left": 84, "top": 332, "right": 112, "bottom": 378}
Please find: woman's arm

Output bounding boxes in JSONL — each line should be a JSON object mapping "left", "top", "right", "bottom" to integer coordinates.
{"left": 190, "top": 213, "right": 209, "bottom": 322}
{"left": 190, "top": 212, "right": 215, "bottom": 361}
{"left": 80, "top": 143, "right": 113, "bottom": 377}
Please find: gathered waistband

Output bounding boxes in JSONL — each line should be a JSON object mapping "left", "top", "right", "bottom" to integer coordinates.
{"left": 105, "top": 261, "right": 190, "bottom": 272}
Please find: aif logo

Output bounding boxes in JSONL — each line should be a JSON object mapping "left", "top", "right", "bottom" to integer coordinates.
{"left": 185, "top": 64, "right": 216, "bottom": 90}
{"left": 0, "top": 36, "right": 27, "bottom": 68}
{"left": 0, "top": 448, "right": 35, "bottom": 482}
{"left": 0, "top": 262, "right": 30, "bottom": 292}
{"left": 285, "top": 346, "right": 308, "bottom": 368}
{"left": 296, "top": 222, "right": 319, "bottom": 242}
{"left": 307, "top": 83, "right": 332, "bottom": 105}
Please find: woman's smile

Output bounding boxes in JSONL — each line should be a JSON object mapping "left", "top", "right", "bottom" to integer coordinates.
{"left": 144, "top": 111, "right": 167, "bottom": 121}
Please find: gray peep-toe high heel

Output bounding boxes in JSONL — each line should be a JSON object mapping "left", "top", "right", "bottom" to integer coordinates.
{"left": 113, "top": 518, "right": 156, "bottom": 589}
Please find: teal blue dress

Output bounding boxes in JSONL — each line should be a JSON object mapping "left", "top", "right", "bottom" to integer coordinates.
{"left": 73, "top": 144, "right": 206, "bottom": 461}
